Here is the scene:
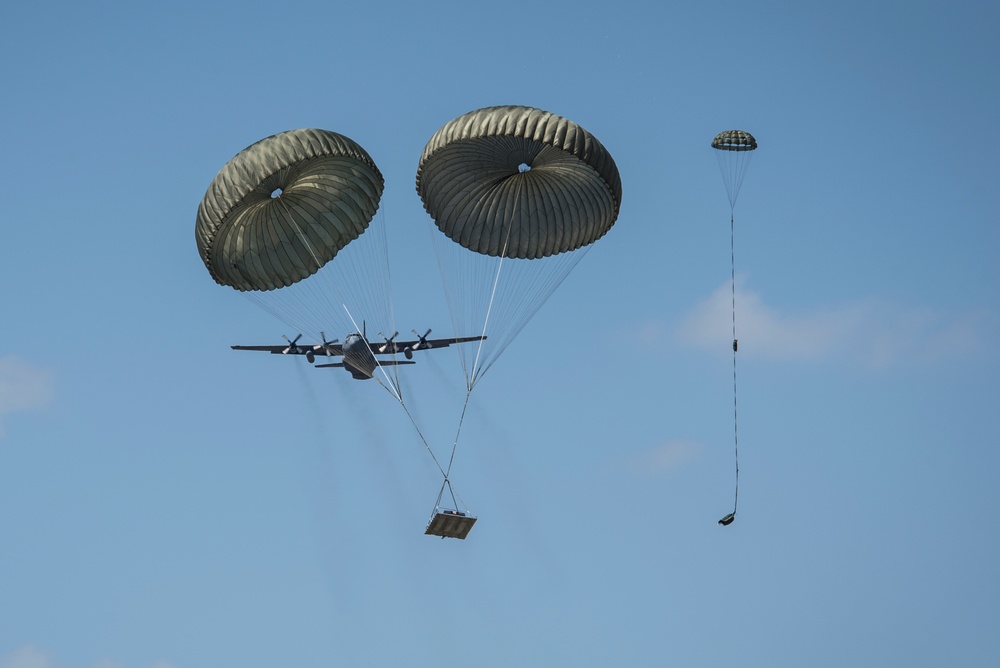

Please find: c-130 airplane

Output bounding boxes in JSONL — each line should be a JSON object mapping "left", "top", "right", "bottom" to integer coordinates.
{"left": 232, "top": 327, "right": 485, "bottom": 380}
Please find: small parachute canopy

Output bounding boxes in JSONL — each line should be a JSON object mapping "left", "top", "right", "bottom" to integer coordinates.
{"left": 416, "top": 105, "right": 622, "bottom": 260}
{"left": 195, "top": 128, "right": 384, "bottom": 292}
{"left": 711, "top": 129, "right": 758, "bottom": 152}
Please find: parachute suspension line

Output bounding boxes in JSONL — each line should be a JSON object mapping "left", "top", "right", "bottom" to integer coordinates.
{"left": 730, "top": 209, "right": 740, "bottom": 519}
{"left": 468, "top": 225, "right": 513, "bottom": 391}
{"left": 446, "top": 387, "right": 474, "bottom": 480}
{"left": 431, "top": 475, "right": 470, "bottom": 515}
{"left": 434, "top": 478, "right": 459, "bottom": 512}
{"left": 390, "top": 373, "right": 470, "bottom": 515}
{"left": 464, "top": 170, "right": 524, "bottom": 391}
{"left": 431, "top": 181, "right": 521, "bottom": 502}
{"left": 377, "top": 205, "right": 402, "bottom": 395}
{"left": 715, "top": 147, "right": 753, "bottom": 210}
{"left": 435, "top": 175, "right": 528, "bottom": 501}
{"left": 460, "top": 176, "right": 590, "bottom": 388}
{"left": 379, "top": 376, "right": 449, "bottom": 478}
{"left": 335, "top": 206, "right": 403, "bottom": 400}
{"left": 345, "top": 209, "right": 449, "bottom": 481}
{"left": 430, "top": 219, "right": 588, "bottom": 393}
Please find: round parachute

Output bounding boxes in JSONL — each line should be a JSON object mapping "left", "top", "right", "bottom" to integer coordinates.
{"left": 413, "top": 106, "right": 622, "bottom": 518}
{"left": 196, "top": 128, "right": 384, "bottom": 292}
{"left": 416, "top": 105, "right": 622, "bottom": 260}
{"left": 416, "top": 105, "right": 621, "bottom": 388}
{"left": 711, "top": 129, "right": 758, "bottom": 152}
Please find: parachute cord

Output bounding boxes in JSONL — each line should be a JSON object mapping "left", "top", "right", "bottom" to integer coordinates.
{"left": 396, "top": 388, "right": 470, "bottom": 513}
{"left": 367, "top": 342, "right": 462, "bottom": 490}
{"left": 431, "top": 477, "right": 467, "bottom": 514}
{"left": 730, "top": 209, "right": 740, "bottom": 518}
{"left": 376, "top": 203, "right": 402, "bottom": 394}
{"left": 466, "top": 176, "right": 521, "bottom": 391}
{"left": 440, "top": 178, "right": 521, "bottom": 500}
{"left": 387, "top": 385, "right": 448, "bottom": 480}
{"left": 372, "top": 364, "right": 403, "bottom": 403}
{"left": 432, "top": 176, "right": 525, "bottom": 512}
{"left": 469, "top": 246, "right": 508, "bottom": 391}
{"left": 445, "top": 387, "right": 474, "bottom": 479}
{"left": 433, "top": 479, "right": 448, "bottom": 511}
{"left": 288, "top": 204, "right": 398, "bottom": 400}
{"left": 430, "top": 233, "right": 511, "bottom": 509}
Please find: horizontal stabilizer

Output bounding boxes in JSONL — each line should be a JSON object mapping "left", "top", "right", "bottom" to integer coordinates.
{"left": 315, "top": 360, "right": 417, "bottom": 369}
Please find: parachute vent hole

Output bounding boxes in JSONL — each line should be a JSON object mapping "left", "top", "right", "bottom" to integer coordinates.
{"left": 517, "top": 163, "right": 531, "bottom": 173}
{"left": 270, "top": 188, "right": 283, "bottom": 199}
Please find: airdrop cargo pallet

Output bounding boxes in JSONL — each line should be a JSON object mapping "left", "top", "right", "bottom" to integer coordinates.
{"left": 425, "top": 509, "right": 477, "bottom": 540}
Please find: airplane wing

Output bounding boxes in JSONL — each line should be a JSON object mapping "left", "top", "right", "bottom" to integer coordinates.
{"left": 231, "top": 345, "right": 294, "bottom": 354}
{"left": 415, "top": 335, "right": 486, "bottom": 348}
{"left": 231, "top": 343, "right": 345, "bottom": 356}
{"left": 370, "top": 334, "right": 486, "bottom": 355}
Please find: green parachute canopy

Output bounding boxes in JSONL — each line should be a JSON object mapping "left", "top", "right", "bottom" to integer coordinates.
{"left": 416, "top": 105, "right": 622, "bottom": 260}
{"left": 711, "top": 129, "right": 758, "bottom": 152}
{"left": 196, "top": 128, "right": 384, "bottom": 292}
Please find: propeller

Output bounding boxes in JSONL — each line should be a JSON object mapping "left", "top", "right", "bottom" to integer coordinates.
{"left": 411, "top": 329, "right": 433, "bottom": 350}
{"left": 404, "top": 328, "right": 434, "bottom": 359}
{"left": 313, "top": 332, "right": 339, "bottom": 357}
{"left": 304, "top": 332, "right": 340, "bottom": 364}
{"left": 377, "top": 331, "right": 399, "bottom": 354}
{"left": 281, "top": 334, "right": 303, "bottom": 354}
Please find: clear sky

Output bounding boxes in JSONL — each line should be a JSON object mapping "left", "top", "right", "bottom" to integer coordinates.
{"left": 1, "top": 2, "right": 998, "bottom": 666}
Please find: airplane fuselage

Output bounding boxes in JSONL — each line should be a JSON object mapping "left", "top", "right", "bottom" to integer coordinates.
{"left": 341, "top": 333, "right": 379, "bottom": 380}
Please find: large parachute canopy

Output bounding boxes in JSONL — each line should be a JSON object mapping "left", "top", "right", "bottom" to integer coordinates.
{"left": 417, "top": 105, "right": 621, "bottom": 388}
{"left": 196, "top": 128, "right": 384, "bottom": 292}
{"left": 711, "top": 129, "right": 757, "bottom": 209}
{"left": 417, "top": 105, "right": 621, "bottom": 259}
{"left": 196, "top": 129, "right": 395, "bottom": 368}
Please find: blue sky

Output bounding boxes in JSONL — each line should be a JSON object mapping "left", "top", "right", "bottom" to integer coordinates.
{"left": 1, "top": 1, "right": 998, "bottom": 666}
